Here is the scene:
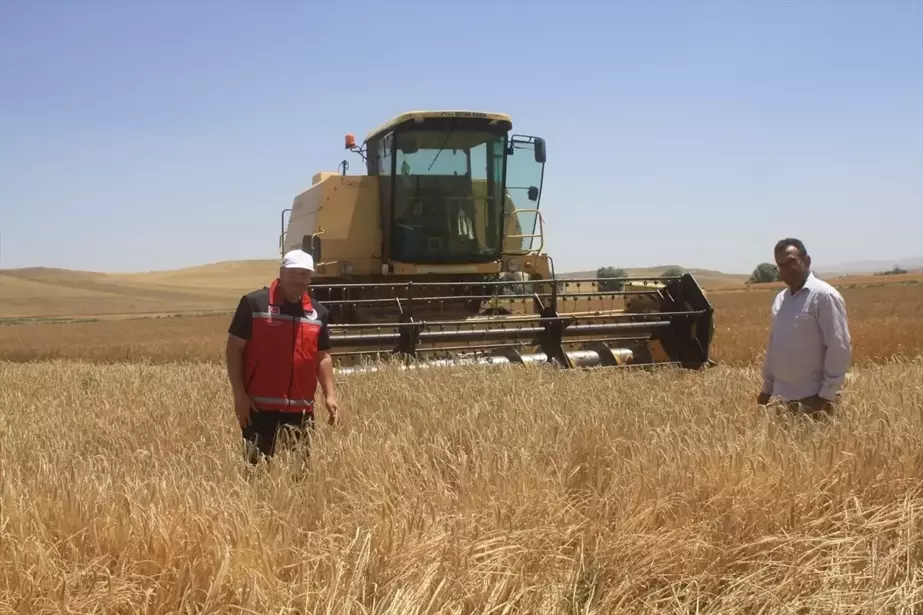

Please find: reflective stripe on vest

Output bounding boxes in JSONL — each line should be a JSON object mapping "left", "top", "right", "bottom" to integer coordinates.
{"left": 250, "top": 395, "right": 315, "bottom": 408}
{"left": 252, "top": 311, "right": 323, "bottom": 327}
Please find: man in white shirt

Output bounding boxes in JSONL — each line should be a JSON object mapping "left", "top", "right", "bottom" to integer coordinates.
{"left": 758, "top": 238, "right": 852, "bottom": 416}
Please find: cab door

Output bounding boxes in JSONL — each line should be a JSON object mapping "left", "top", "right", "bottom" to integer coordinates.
{"left": 503, "top": 135, "right": 546, "bottom": 254}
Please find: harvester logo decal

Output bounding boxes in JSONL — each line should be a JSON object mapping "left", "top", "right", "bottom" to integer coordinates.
{"left": 269, "top": 306, "right": 280, "bottom": 315}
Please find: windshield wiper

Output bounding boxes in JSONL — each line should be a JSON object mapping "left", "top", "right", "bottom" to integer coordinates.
{"left": 426, "top": 122, "right": 457, "bottom": 172}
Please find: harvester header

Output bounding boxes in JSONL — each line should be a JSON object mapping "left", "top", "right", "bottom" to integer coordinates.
{"left": 278, "top": 109, "right": 715, "bottom": 374}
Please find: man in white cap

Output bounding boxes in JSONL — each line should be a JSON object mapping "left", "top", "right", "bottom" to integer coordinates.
{"left": 225, "top": 249, "right": 339, "bottom": 463}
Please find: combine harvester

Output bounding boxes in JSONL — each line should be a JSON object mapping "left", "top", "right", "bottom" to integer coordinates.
{"left": 279, "top": 110, "right": 715, "bottom": 375}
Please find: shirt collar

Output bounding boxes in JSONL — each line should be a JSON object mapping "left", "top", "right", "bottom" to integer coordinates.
{"left": 787, "top": 272, "right": 816, "bottom": 296}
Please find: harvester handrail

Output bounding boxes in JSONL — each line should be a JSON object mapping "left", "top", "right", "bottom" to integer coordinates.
{"left": 308, "top": 275, "right": 675, "bottom": 291}
{"left": 558, "top": 276, "right": 682, "bottom": 284}
{"left": 556, "top": 290, "right": 663, "bottom": 298}
{"left": 313, "top": 288, "right": 662, "bottom": 307}
{"left": 504, "top": 208, "right": 545, "bottom": 255}
{"left": 279, "top": 207, "right": 293, "bottom": 255}
{"left": 329, "top": 320, "right": 673, "bottom": 347}
{"left": 326, "top": 309, "right": 709, "bottom": 331}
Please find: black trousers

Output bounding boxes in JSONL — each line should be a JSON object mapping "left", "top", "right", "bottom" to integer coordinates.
{"left": 782, "top": 398, "right": 835, "bottom": 420}
{"left": 241, "top": 409, "right": 315, "bottom": 463}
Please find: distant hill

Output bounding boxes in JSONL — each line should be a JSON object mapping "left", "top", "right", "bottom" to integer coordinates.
{"left": 558, "top": 267, "right": 750, "bottom": 288}
{"left": 107, "top": 259, "right": 280, "bottom": 289}
{"left": 5, "top": 257, "right": 915, "bottom": 320}
{"left": 0, "top": 260, "right": 279, "bottom": 319}
{"left": 814, "top": 257, "right": 923, "bottom": 277}
{"left": 1, "top": 259, "right": 751, "bottom": 319}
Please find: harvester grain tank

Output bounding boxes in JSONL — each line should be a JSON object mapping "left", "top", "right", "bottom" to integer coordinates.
{"left": 279, "top": 110, "right": 715, "bottom": 373}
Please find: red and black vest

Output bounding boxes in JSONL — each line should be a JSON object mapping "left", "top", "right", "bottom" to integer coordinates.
{"left": 242, "top": 279, "right": 324, "bottom": 413}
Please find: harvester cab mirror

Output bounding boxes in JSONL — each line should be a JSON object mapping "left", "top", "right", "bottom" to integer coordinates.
{"left": 399, "top": 136, "right": 419, "bottom": 155}
{"left": 302, "top": 234, "right": 323, "bottom": 262}
{"left": 506, "top": 136, "right": 547, "bottom": 163}
{"left": 528, "top": 186, "right": 539, "bottom": 201}
{"left": 534, "top": 138, "right": 547, "bottom": 163}
{"left": 535, "top": 137, "right": 545, "bottom": 164}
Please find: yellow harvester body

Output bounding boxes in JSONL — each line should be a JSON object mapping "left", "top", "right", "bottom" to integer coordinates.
{"left": 277, "top": 110, "right": 715, "bottom": 373}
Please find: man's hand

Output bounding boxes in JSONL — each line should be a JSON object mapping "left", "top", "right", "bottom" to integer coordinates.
{"left": 324, "top": 393, "right": 340, "bottom": 426}
{"left": 226, "top": 333, "right": 252, "bottom": 428}
{"left": 234, "top": 389, "right": 254, "bottom": 428}
{"left": 316, "top": 349, "right": 338, "bottom": 426}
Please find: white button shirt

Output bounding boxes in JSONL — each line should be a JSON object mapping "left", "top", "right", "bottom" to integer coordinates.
{"left": 761, "top": 272, "right": 852, "bottom": 401}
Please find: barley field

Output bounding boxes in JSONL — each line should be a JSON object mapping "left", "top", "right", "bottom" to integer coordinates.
{"left": 1, "top": 280, "right": 922, "bottom": 613}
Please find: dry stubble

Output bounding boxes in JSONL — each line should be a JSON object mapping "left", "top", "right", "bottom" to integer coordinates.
{"left": 1, "top": 358, "right": 922, "bottom": 613}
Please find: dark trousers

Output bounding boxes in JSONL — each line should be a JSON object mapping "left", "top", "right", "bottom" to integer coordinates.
{"left": 783, "top": 398, "right": 834, "bottom": 420}
{"left": 241, "top": 409, "right": 314, "bottom": 463}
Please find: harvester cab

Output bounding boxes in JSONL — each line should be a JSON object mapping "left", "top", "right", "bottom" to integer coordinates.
{"left": 279, "top": 110, "right": 715, "bottom": 374}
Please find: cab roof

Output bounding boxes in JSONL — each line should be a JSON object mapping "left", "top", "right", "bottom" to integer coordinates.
{"left": 364, "top": 110, "right": 513, "bottom": 141}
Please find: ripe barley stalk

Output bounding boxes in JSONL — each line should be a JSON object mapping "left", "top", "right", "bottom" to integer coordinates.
{"left": 1, "top": 355, "right": 922, "bottom": 614}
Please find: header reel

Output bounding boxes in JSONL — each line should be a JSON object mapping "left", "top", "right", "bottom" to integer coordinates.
{"left": 308, "top": 272, "right": 715, "bottom": 376}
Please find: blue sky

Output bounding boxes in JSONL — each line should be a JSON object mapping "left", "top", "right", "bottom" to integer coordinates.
{"left": 1, "top": 0, "right": 921, "bottom": 274}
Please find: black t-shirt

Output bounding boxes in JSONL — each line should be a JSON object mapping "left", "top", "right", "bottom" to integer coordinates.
{"left": 227, "top": 292, "right": 332, "bottom": 351}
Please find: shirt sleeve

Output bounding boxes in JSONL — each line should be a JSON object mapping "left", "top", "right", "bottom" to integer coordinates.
{"left": 227, "top": 296, "right": 253, "bottom": 340}
{"left": 760, "top": 292, "right": 781, "bottom": 395}
{"left": 816, "top": 290, "right": 852, "bottom": 400}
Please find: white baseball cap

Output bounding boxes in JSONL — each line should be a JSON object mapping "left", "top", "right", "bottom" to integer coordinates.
{"left": 281, "top": 249, "right": 315, "bottom": 271}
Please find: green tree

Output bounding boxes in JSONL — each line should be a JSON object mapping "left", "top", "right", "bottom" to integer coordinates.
{"left": 747, "top": 262, "right": 780, "bottom": 284}
{"left": 596, "top": 266, "right": 627, "bottom": 291}
{"left": 876, "top": 265, "right": 908, "bottom": 276}
{"left": 661, "top": 266, "right": 685, "bottom": 278}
